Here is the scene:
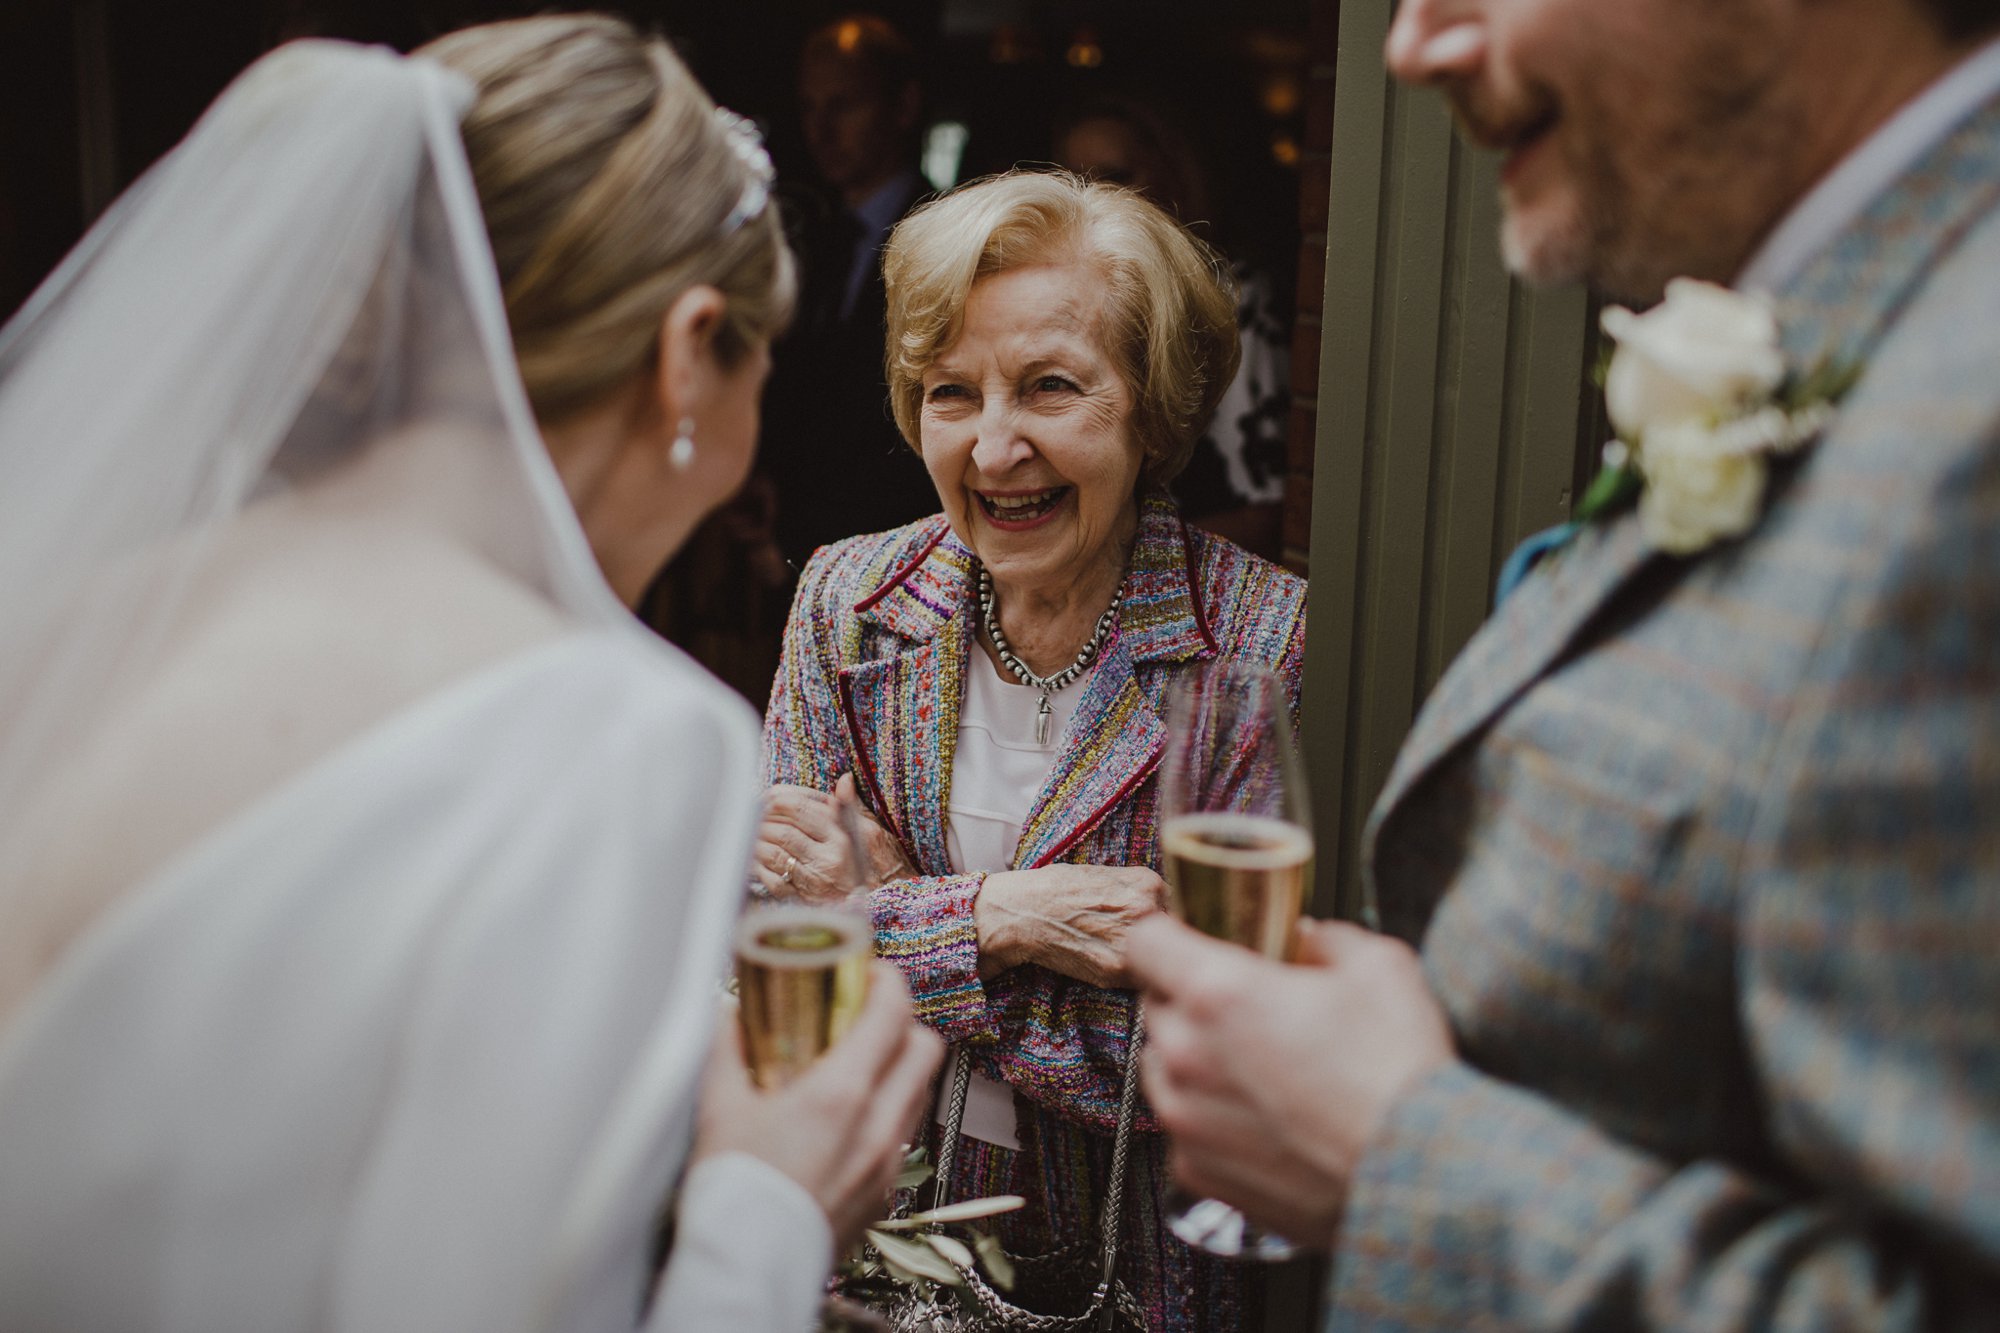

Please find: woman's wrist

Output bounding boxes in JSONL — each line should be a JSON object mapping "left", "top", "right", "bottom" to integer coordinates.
{"left": 973, "top": 870, "right": 1026, "bottom": 976}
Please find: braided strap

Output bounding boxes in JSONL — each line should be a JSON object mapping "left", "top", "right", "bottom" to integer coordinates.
{"left": 923, "top": 1002, "right": 1147, "bottom": 1332}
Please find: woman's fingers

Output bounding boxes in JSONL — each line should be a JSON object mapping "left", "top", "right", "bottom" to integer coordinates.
{"left": 762, "top": 784, "right": 839, "bottom": 837}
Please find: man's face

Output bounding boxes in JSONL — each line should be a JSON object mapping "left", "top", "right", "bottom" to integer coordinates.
{"left": 798, "top": 53, "right": 907, "bottom": 198}
{"left": 1386, "top": 0, "right": 1807, "bottom": 300}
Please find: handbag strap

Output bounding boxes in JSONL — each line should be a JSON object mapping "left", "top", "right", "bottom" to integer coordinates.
{"left": 930, "top": 1000, "right": 1146, "bottom": 1287}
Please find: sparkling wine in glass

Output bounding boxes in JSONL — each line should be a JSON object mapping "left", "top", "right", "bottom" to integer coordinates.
{"left": 1157, "top": 660, "right": 1312, "bottom": 1261}
{"left": 735, "top": 797, "right": 877, "bottom": 1088}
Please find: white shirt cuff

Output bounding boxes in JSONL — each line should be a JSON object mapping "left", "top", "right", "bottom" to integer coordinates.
{"left": 645, "top": 1151, "right": 833, "bottom": 1331}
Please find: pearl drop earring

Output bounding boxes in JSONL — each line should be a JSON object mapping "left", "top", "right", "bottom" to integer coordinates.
{"left": 669, "top": 417, "right": 696, "bottom": 471}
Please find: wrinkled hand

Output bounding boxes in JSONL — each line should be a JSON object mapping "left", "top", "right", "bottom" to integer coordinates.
{"left": 1127, "top": 915, "right": 1454, "bottom": 1250}
{"left": 974, "top": 864, "right": 1169, "bottom": 988}
{"left": 695, "top": 963, "right": 943, "bottom": 1251}
{"left": 756, "top": 774, "right": 915, "bottom": 902}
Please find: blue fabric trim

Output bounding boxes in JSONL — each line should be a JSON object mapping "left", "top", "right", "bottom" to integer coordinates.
{"left": 1494, "top": 521, "right": 1581, "bottom": 607}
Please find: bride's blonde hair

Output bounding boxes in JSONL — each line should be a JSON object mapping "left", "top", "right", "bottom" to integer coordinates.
{"left": 420, "top": 15, "right": 794, "bottom": 424}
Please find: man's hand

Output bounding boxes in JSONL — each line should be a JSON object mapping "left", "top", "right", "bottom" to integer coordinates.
{"left": 1126, "top": 915, "right": 1455, "bottom": 1250}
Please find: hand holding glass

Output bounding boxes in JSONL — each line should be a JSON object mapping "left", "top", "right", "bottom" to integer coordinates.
{"left": 1157, "top": 661, "right": 1313, "bottom": 1261}
{"left": 736, "top": 796, "right": 878, "bottom": 1088}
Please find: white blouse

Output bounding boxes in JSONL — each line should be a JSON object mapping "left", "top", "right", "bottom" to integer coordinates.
{"left": 939, "top": 651, "right": 1094, "bottom": 1150}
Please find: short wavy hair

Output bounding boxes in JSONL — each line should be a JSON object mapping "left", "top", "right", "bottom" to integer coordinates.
{"left": 881, "top": 170, "right": 1239, "bottom": 487}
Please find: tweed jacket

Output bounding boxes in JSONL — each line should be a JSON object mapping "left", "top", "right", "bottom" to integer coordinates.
{"left": 1329, "top": 89, "right": 2000, "bottom": 1329}
{"left": 764, "top": 496, "right": 1305, "bottom": 1331}
{"left": 764, "top": 493, "right": 1307, "bottom": 1130}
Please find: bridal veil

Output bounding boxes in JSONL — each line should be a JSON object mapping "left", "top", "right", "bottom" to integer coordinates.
{"left": 0, "top": 35, "right": 796, "bottom": 1332}
{"left": 0, "top": 42, "right": 623, "bottom": 1015}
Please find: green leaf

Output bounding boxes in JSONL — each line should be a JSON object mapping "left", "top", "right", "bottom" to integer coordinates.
{"left": 1574, "top": 462, "right": 1642, "bottom": 524}
{"left": 923, "top": 1233, "right": 977, "bottom": 1270}
{"left": 866, "top": 1229, "right": 965, "bottom": 1286}
{"left": 893, "top": 1195, "right": 1028, "bottom": 1227}
{"left": 972, "top": 1231, "right": 1016, "bottom": 1291}
{"left": 1780, "top": 355, "right": 1864, "bottom": 412}
{"left": 893, "top": 1156, "right": 935, "bottom": 1191}
{"left": 1590, "top": 338, "right": 1616, "bottom": 389}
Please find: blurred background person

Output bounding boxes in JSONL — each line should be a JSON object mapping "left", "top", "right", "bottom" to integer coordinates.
{"left": 764, "top": 11, "right": 940, "bottom": 571}
{"left": 1056, "top": 94, "right": 1290, "bottom": 561}
{"left": 0, "top": 17, "right": 938, "bottom": 1330}
{"left": 641, "top": 11, "right": 943, "bottom": 710}
{"left": 756, "top": 171, "right": 1307, "bottom": 1331}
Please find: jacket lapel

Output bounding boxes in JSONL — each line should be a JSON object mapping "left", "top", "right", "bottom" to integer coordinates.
{"left": 1368, "top": 513, "right": 1654, "bottom": 824}
{"left": 1013, "top": 496, "right": 1215, "bottom": 868}
{"left": 839, "top": 523, "right": 970, "bottom": 875}
{"left": 1012, "top": 627, "right": 1165, "bottom": 869}
{"left": 843, "top": 497, "right": 1217, "bottom": 873}
{"left": 1366, "top": 88, "right": 2000, "bottom": 846}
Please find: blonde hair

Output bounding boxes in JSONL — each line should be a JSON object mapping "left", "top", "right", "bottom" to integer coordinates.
{"left": 419, "top": 15, "right": 794, "bottom": 424}
{"left": 882, "top": 170, "right": 1238, "bottom": 486}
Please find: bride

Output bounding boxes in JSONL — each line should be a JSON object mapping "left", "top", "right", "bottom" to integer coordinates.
{"left": 0, "top": 14, "right": 938, "bottom": 1331}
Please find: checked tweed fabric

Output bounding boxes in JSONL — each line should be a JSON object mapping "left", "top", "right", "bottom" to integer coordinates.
{"left": 1333, "top": 92, "right": 2000, "bottom": 1329}
{"left": 763, "top": 494, "right": 1306, "bottom": 1332}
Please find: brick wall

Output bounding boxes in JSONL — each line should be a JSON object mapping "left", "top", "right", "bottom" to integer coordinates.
{"left": 1282, "top": 0, "right": 1340, "bottom": 576}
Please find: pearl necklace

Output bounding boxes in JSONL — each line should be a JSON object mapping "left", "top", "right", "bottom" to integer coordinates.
{"left": 976, "top": 564, "right": 1124, "bottom": 745}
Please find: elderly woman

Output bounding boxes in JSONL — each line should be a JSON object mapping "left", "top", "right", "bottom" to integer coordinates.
{"left": 758, "top": 171, "right": 1306, "bottom": 1331}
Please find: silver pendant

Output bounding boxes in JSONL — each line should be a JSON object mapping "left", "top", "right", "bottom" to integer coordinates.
{"left": 1036, "top": 692, "right": 1054, "bottom": 746}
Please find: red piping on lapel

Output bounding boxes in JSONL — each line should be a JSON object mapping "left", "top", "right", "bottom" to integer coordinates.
{"left": 1030, "top": 750, "right": 1162, "bottom": 869}
{"left": 1178, "top": 515, "right": 1220, "bottom": 656}
{"left": 854, "top": 525, "right": 951, "bottom": 615}
{"left": 836, "top": 668, "right": 920, "bottom": 868}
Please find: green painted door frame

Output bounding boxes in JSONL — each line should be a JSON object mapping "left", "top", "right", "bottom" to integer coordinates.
{"left": 1299, "top": 0, "right": 1597, "bottom": 927}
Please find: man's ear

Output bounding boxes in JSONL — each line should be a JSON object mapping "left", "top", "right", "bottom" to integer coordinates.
{"left": 652, "top": 284, "right": 728, "bottom": 426}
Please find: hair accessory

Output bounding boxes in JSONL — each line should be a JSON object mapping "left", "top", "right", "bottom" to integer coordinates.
{"left": 669, "top": 417, "right": 696, "bottom": 470}
{"left": 714, "top": 107, "right": 775, "bottom": 233}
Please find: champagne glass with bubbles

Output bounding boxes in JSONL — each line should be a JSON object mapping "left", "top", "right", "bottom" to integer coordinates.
{"left": 1156, "top": 660, "right": 1313, "bottom": 1261}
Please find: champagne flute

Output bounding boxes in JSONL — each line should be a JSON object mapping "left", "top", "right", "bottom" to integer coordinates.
{"left": 1156, "top": 661, "right": 1313, "bottom": 1261}
{"left": 735, "top": 795, "right": 878, "bottom": 1089}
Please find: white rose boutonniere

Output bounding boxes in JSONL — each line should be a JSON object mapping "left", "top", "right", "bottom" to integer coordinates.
{"left": 1580, "top": 278, "right": 1859, "bottom": 556}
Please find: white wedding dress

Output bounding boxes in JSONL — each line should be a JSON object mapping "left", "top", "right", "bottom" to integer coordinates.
{"left": 0, "top": 40, "right": 827, "bottom": 1333}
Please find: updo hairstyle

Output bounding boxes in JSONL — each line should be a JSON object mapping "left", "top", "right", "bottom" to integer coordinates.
{"left": 419, "top": 15, "right": 794, "bottom": 424}
{"left": 881, "top": 170, "right": 1238, "bottom": 487}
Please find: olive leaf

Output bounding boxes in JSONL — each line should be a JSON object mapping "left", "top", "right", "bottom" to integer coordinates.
{"left": 893, "top": 1148, "right": 935, "bottom": 1192}
{"left": 971, "top": 1231, "right": 1016, "bottom": 1291}
{"left": 872, "top": 1195, "right": 1027, "bottom": 1229}
{"left": 865, "top": 1228, "right": 964, "bottom": 1286}
{"left": 922, "top": 1232, "right": 976, "bottom": 1270}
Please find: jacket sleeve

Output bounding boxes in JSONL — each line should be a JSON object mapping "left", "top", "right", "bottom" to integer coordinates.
{"left": 762, "top": 549, "right": 851, "bottom": 793}
{"left": 871, "top": 871, "right": 1002, "bottom": 1044}
{"left": 762, "top": 548, "right": 1007, "bottom": 1043}
{"left": 1330, "top": 417, "right": 2000, "bottom": 1330}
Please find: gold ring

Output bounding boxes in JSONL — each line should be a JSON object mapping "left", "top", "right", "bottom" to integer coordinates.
{"left": 777, "top": 853, "right": 797, "bottom": 886}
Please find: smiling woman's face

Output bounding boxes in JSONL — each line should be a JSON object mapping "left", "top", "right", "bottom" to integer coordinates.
{"left": 919, "top": 261, "right": 1142, "bottom": 596}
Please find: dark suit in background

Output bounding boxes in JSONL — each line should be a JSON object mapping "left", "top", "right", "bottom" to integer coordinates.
{"left": 761, "top": 169, "right": 936, "bottom": 571}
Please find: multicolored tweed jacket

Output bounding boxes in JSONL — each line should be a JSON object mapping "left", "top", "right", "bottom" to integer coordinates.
{"left": 1330, "top": 89, "right": 2000, "bottom": 1329}
{"left": 764, "top": 493, "right": 1306, "bottom": 1331}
